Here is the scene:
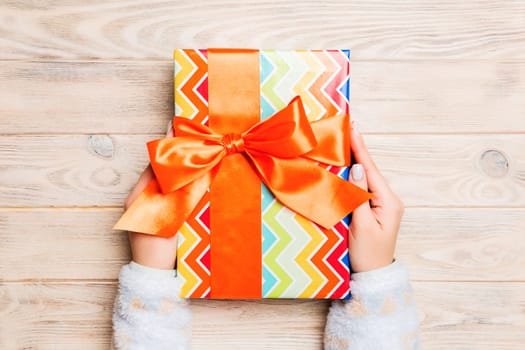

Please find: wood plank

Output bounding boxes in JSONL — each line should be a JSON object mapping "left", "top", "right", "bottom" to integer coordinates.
{"left": 1, "top": 1, "right": 525, "bottom": 59}
{"left": 0, "top": 282, "right": 523, "bottom": 349}
{"left": 1, "top": 61, "right": 525, "bottom": 134}
{"left": 0, "top": 61, "right": 173, "bottom": 135}
{"left": 414, "top": 282, "right": 525, "bottom": 350}
{"left": 398, "top": 208, "right": 525, "bottom": 281}
{"left": 0, "top": 283, "right": 114, "bottom": 349}
{"left": 0, "top": 134, "right": 523, "bottom": 207}
{"left": 1, "top": 208, "right": 524, "bottom": 282}
{"left": 366, "top": 134, "right": 525, "bottom": 207}
{"left": 352, "top": 61, "right": 525, "bottom": 133}
{"left": 0, "top": 134, "right": 154, "bottom": 207}
{"left": 0, "top": 209, "right": 131, "bottom": 281}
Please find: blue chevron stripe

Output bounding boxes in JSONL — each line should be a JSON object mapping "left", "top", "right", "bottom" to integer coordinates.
{"left": 262, "top": 265, "right": 278, "bottom": 296}
{"left": 338, "top": 50, "right": 351, "bottom": 104}
{"left": 260, "top": 51, "right": 274, "bottom": 85}
{"left": 261, "top": 95, "right": 275, "bottom": 120}
{"left": 260, "top": 51, "right": 277, "bottom": 119}
{"left": 261, "top": 50, "right": 280, "bottom": 295}
{"left": 262, "top": 184, "right": 278, "bottom": 295}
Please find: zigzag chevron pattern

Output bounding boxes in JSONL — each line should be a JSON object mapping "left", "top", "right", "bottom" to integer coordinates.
{"left": 260, "top": 50, "right": 351, "bottom": 299}
{"left": 174, "top": 49, "right": 352, "bottom": 299}
{"left": 174, "top": 49, "right": 211, "bottom": 298}
{"left": 174, "top": 49, "right": 209, "bottom": 124}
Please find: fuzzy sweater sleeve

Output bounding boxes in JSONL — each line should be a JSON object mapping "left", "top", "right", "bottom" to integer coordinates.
{"left": 112, "top": 261, "right": 191, "bottom": 350}
{"left": 324, "top": 259, "right": 420, "bottom": 350}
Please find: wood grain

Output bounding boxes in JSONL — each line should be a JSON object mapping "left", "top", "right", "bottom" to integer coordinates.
{"left": 1, "top": 60, "right": 525, "bottom": 135}
{"left": 365, "top": 134, "right": 524, "bottom": 207}
{"left": 0, "top": 134, "right": 153, "bottom": 207}
{"left": 415, "top": 282, "right": 525, "bottom": 350}
{"left": 1, "top": 282, "right": 523, "bottom": 349}
{"left": 1, "top": 1, "right": 524, "bottom": 348}
{"left": 0, "top": 134, "right": 523, "bottom": 207}
{"left": 1, "top": 1, "right": 525, "bottom": 59}
{"left": 0, "top": 209, "right": 130, "bottom": 282}
{"left": 0, "top": 61, "right": 173, "bottom": 135}
{"left": 1, "top": 208, "right": 524, "bottom": 282}
{"left": 352, "top": 61, "right": 525, "bottom": 133}
{"left": 398, "top": 208, "right": 525, "bottom": 281}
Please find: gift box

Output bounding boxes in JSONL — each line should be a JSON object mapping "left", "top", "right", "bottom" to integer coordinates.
{"left": 114, "top": 48, "right": 371, "bottom": 299}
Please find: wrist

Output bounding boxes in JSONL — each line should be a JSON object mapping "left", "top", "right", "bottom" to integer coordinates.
{"left": 351, "top": 257, "right": 395, "bottom": 274}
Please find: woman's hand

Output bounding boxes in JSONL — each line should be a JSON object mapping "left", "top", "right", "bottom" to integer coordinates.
{"left": 123, "top": 121, "right": 178, "bottom": 270}
{"left": 347, "top": 121, "right": 405, "bottom": 273}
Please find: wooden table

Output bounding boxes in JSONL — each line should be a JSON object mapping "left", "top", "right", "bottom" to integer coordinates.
{"left": 1, "top": 1, "right": 524, "bottom": 349}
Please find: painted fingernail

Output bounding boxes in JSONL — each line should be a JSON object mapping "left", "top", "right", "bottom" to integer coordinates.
{"left": 351, "top": 164, "right": 364, "bottom": 181}
{"left": 351, "top": 120, "right": 360, "bottom": 135}
{"left": 166, "top": 119, "right": 173, "bottom": 135}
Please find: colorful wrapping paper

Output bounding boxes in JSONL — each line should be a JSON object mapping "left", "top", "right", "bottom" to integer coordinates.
{"left": 174, "top": 49, "right": 355, "bottom": 299}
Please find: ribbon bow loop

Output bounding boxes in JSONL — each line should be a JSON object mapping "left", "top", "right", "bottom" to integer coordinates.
{"left": 243, "top": 96, "right": 318, "bottom": 158}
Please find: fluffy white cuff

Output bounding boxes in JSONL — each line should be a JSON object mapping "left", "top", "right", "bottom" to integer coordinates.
{"left": 324, "top": 260, "right": 420, "bottom": 350}
{"left": 112, "top": 261, "right": 191, "bottom": 350}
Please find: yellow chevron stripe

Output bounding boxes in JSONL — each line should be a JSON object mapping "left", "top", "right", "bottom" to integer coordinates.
{"left": 174, "top": 49, "right": 197, "bottom": 118}
{"left": 296, "top": 214, "right": 326, "bottom": 297}
{"left": 177, "top": 223, "right": 200, "bottom": 297}
{"left": 294, "top": 51, "right": 324, "bottom": 121}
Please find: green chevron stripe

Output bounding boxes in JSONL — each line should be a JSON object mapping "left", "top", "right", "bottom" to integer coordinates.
{"left": 277, "top": 207, "right": 311, "bottom": 297}
{"left": 261, "top": 50, "right": 289, "bottom": 110}
{"left": 262, "top": 201, "right": 293, "bottom": 296}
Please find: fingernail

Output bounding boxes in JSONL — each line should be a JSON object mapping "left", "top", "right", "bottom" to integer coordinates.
{"left": 351, "top": 120, "right": 360, "bottom": 135}
{"left": 351, "top": 164, "right": 364, "bottom": 181}
{"left": 166, "top": 119, "right": 173, "bottom": 135}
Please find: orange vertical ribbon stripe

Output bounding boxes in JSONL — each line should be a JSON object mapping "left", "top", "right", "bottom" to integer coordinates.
{"left": 208, "top": 49, "right": 262, "bottom": 298}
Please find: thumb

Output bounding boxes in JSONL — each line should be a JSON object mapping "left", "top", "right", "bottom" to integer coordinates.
{"left": 348, "top": 163, "right": 375, "bottom": 232}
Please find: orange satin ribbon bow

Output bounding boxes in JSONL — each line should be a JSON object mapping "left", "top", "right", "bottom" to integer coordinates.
{"left": 113, "top": 95, "right": 372, "bottom": 238}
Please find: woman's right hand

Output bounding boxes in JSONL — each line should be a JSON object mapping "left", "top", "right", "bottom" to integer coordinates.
{"left": 347, "top": 120, "right": 405, "bottom": 273}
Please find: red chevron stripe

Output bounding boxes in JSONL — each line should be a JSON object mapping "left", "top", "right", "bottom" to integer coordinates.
{"left": 326, "top": 221, "right": 350, "bottom": 298}
{"left": 196, "top": 76, "right": 208, "bottom": 106}
{"left": 309, "top": 51, "right": 339, "bottom": 119}
{"left": 311, "top": 224, "right": 339, "bottom": 298}
{"left": 185, "top": 192, "right": 211, "bottom": 298}
{"left": 200, "top": 248, "right": 210, "bottom": 273}
{"left": 326, "top": 51, "right": 351, "bottom": 298}
{"left": 328, "top": 165, "right": 344, "bottom": 175}
{"left": 324, "top": 50, "right": 350, "bottom": 115}
{"left": 179, "top": 49, "right": 211, "bottom": 298}
{"left": 197, "top": 203, "right": 211, "bottom": 275}
{"left": 181, "top": 50, "right": 208, "bottom": 124}
{"left": 304, "top": 51, "right": 351, "bottom": 298}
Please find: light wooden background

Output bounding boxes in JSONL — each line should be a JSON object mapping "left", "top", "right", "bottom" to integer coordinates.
{"left": 1, "top": 1, "right": 524, "bottom": 349}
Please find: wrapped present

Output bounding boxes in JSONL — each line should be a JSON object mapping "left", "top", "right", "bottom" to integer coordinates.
{"left": 114, "top": 49, "right": 372, "bottom": 299}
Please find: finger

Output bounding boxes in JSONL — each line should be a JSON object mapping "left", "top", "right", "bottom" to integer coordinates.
{"left": 348, "top": 163, "right": 376, "bottom": 231}
{"left": 350, "top": 120, "right": 393, "bottom": 205}
{"left": 166, "top": 118, "right": 174, "bottom": 138}
{"left": 124, "top": 119, "right": 174, "bottom": 210}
